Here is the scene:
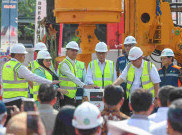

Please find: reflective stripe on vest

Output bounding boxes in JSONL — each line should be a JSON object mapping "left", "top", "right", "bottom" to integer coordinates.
{"left": 126, "top": 61, "right": 154, "bottom": 98}
{"left": 58, "top": 58, "right": 77, "bottom": 99}
{"left": 76, "top": 60, "right": 85, "bottom": 81}
{"left": 90, "top": 60, "right": 114, "bottom": 88}
{"left": 2, "top": 60, "right": 28, "bottom": 99}
{"left": 33, "top": 66, "right": 53, "bottom": 101}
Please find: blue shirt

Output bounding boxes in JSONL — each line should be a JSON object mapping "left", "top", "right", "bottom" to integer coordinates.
{"left": 116, "top": 53, "right": 129, "bottom": 91}
{"left": 158, "top": 63, "right": 181, "bottom": 87}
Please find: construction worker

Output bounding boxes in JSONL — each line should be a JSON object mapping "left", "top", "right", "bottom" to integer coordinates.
{"left": 85, "top": 42, "right": 117, "bottom": 88}
{"left": 27, "top": 42, "right": 55, "bottom": 97}
{"left": 33, "top": 50, "right": 67, "bottom": 106}
{"left": 116, "top": 36, "right": 136, "bottom": 77}
{"left": 58, "top": 41, "right": 93, "bottom": 106}
{"left": 2, "top": 43, "right": 59, "bottom": 109}
{"left": 158, "top": 48, "right": 182, "bottom": 87}
{"left": 116, "top": 35, "right": 136, "bottom": 115}
{"left": 72, "top": 102, "right": 104, "bottom": 135}
{"left": 113, "top": 47, "right": 161, "bottom": 107}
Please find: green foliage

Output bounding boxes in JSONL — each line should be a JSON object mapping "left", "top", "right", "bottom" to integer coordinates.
{"left": 18, "top": 0, "right": 36, "bottom": 38}
{"left": 63, "top": 36, "right": 80, "bottom": 48}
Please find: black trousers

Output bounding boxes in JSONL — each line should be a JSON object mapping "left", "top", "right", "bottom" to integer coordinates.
{"left": 59, "top": 96, "right": 76, "bottom": 107}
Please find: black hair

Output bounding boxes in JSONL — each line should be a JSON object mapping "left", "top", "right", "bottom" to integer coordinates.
{"left": 168, "top": 99, "right": 182, "bottom": 133}
{"left": 169, "top": 88, "right": 182, "bottom": 103}
{"left": 104, "top": 85, "right": 124, "bottom": 106}
{"left": 158, "top": 85, "right": 175, "bottom": 107}
{"left": 131, "top": 88, "right": 152, "bottom": 112}
{"left": 38, "top": 84, "right": 57, "bottom": 103}
{"left": 53, "top": 105, "right": 76, "bottom": 135}
{"left": 78, "top": 127, "right": 99, "bottom": 135}
{"left": 11, "top": 53, "right": 15, "bottom": 58}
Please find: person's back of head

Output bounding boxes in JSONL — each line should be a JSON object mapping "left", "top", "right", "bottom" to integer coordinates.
{"left": 53, "top": 105, "right": 76, "bottom": 135}
{"left": 72, "top": 102, "right": 103, "bottom": 135}
{"left": 168, "top": 88, "right": 182, "bottom": 105}
{"left": 38, "top": 84, "right": 57, "bottom": 104}
{"left": 7, "top": 112, "right": 46, "bottom": 135}
{"left": 130, "top": 88, "right": 153, "bottom": 113}
{"left": 168, "top": 99, "right": 182, "bottom": 135}
{"left": 104, "top": 85, "right": 124, "bottom": 106}
{"left": 158, "top": 85, "right": 175, "bottom": 107}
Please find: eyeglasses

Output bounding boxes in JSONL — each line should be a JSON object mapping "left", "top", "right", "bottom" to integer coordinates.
{"left": 45, "top": 59, "right": 51, "bottom": 62}
{"left": 161, "top": 57, "right": 168, "bottom": 60}
{"left": 124, "top": 44, "right": 134, "bottom": 48}
{"left": 69, "top": 49, "right": 78, "bottom": 52}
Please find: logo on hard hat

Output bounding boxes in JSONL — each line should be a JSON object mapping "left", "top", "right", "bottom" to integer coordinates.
{"left": 83, "top": 118, "right": 90, "bottom": 125}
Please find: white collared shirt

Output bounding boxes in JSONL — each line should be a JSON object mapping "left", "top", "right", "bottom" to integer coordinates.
{"left": 148, "top": 107, "right": 168, "bottom": 123}
{"left": 150, "top": 121, "right": 167, "bottom": 135}
{"left": 59, "top": 56, "right": 85, "bottom": 88}
{"left": 85, "top": 59, "right": 117, "bottom": 85}
{"left": 117, "top": 114, "right": 156, "bottom": 132}
{"left": 120, "top": 60, "right": 161, "bottom": 94}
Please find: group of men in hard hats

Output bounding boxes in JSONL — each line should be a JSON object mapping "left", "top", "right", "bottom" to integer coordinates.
{"left": 1, "top": 35, "right": 182, "bottom": 111}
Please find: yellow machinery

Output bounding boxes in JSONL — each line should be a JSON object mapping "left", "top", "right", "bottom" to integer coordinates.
{"left": 54, "top": 0, "right": 182, "bottom": 64}
{"left": 54, "top": 0, "right": 122, "bottom": 66}
{"left": 124, "top": 0, "right": 182, "bottom": 63}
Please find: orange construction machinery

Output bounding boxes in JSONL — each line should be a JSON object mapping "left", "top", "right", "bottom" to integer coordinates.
{"left": 54, "top": 0, "right": 122, "bottom": 66}
{"left": 54, "top": 0, "right": 182, "bottom": 64}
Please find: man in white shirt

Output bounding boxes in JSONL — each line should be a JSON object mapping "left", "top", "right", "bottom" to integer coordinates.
{"left": 113, "top": 89, "right": 156, "bottom": 132}
{"left": 149, "top": 85, "right": 175, "bottom": 123}
{"left": 2, "top": 43, "right": 59, "bottom": 109}
{"left": 85, "top": 42, "right": 117, "bottom": 88}
{"left": 113, "top": 47, "right": 160, "bottom": 107}
{"left": 58, "top": 41, "right": 93, "bottom": 106}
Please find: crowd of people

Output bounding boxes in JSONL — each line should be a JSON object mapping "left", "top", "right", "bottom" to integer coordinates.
{"left": 1, "top": 35, "right": 182, "bottom": 135}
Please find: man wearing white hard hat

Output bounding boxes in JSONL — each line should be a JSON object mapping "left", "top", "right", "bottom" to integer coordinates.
{"left": 116, "top": 35, "right": 137, "bottom": 115}
{"left": 72, "top": 102, "right": 103, "bottom": 135}
{"left": 158, "top": 48, "right": 182, "bottom": 87}
{"left": 113, "top": 47, "right": 161, "bottom": 107}
{"left": 58, "top": 41, "right": 93, "bottom": 107}
{"left": 2, "top": 43, "right": 59, "bottom": 109}
{"left": 85, "top": 42, "right": 117, "bottom": 88}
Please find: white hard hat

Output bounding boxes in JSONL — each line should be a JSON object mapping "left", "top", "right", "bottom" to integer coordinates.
{"left": 95, "top": 42, "right": 108, "bottom": 52}
{"left": 34, "top": 42, "right": 48, "bottom": 51}
{"left": 161, "top": 48, "right": 174, "bottom": 57}
{"left": 11, "top": 43, "right": 28, "bottom": 54}
{"left": 37, "top": 50, "right": 52, "bottom": 59}
{"left": 72, "top": 102, "right": 103, "bottom": 129}
{"left": 66, "top": 41, "right": 79, "bottom": 51}
{"left": 124, "top": 36, "right": 137, "bottom": 45}
{"left": 128, "top": 47, "right": 143, "bottom": 60}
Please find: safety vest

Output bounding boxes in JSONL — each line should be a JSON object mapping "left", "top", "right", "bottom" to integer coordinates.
{"left": 27, "top": 60, "right": 40, "bottom": 95}
{"left": 33, "top": 66, "right": 52, "bottom": 101}
{"left": 76, "top": 60, "right": 85, "bottom": 82}
{"left": 90, "top": 60, "right": 114, "bottom": 88}
{"left": 58, "top": 58, "right": 77, "bottom": 99}
{"left": 2, "top": 60, "right": 28, "bottom": 99}
{"left": 126, "top": 61, "right": 155, "bottom": 98}
{"left": 28, "top": 60, "right": 55, "bottom": 73}
{"left": 28, "top": 60, "right": 55, "bottom": 95}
